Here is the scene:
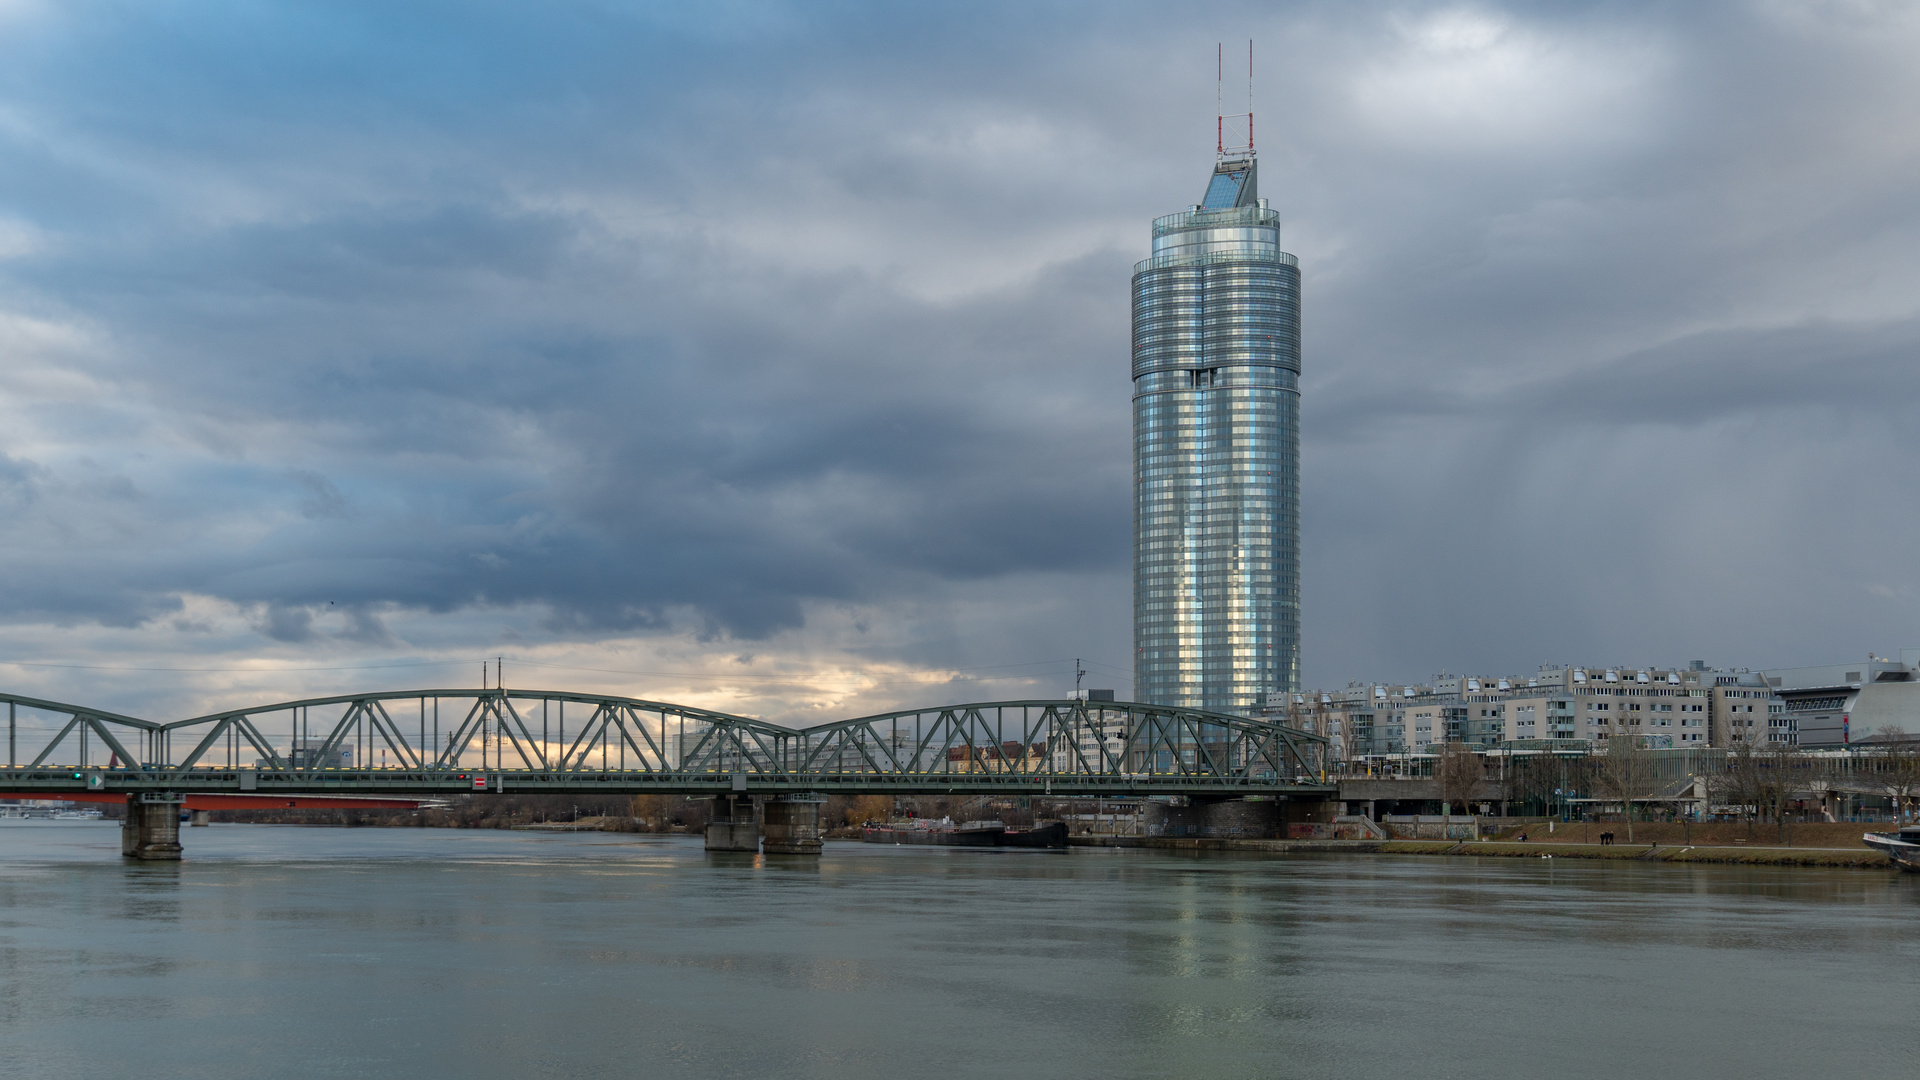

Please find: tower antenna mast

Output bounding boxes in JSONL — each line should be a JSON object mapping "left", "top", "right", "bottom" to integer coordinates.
{"left": 1216, "top": 41, "right": 1254, "bottom": 159}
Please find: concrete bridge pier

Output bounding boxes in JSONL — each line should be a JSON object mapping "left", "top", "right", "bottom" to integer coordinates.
{"left": 705, "top": 795, "right": 760, "bottom": 852}
{"left": 1141, "top": 795, "right": 1343, "bottom": 839}
{"left": 189, "top": 810, "right": 211, "bottom": 827}
{"left": 122, "top": 793, "right": 185, "bottom": 860}
{"left": 761, "top": 794, "right": 825, "bottom": 855}
{"left": 1141, "top": 796, "right": 1279, "bottom": 838}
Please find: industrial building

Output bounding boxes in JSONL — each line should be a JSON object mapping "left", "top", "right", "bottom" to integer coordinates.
{"left": 1762, "top": 654, "right": 1920, "bottom": 748}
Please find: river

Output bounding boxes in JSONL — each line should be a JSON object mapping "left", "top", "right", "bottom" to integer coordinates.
{"left": 1, "top": 822, "right": 1914, "bottom": 1079}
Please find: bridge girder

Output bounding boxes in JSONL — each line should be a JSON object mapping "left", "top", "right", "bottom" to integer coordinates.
{"left": 0, "top": 688, "right": 1332, "bottom": 798}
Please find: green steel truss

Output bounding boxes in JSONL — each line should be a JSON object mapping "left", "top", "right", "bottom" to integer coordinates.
{"left": 0, "top": 689, "right": 1330, "bottom": 797}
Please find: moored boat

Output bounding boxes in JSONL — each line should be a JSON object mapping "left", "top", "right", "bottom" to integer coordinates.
{"left": 999, "top": 821, "right": 1069, "bottom": 849}
{"left": 1862, "top": 826, "right": 1920, "bottom": 871}
{"left": 862, "top": 818, "right": 1004, "bottom": 846}
{"left": 860, "top": 818, "right": 1069, "bottom": 849}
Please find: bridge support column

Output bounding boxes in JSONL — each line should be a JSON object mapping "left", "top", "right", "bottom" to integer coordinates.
{"left": 122, "top": 793, "right": 185, "bottom": 860}
{"left": 705, "top": 795, "right": 760, "bottom": 852}
{"left": 762, "top": 794, "right": 825, "bottom": 855}
{"left": 189, "top": 809, "right": 211, "bottom": 827}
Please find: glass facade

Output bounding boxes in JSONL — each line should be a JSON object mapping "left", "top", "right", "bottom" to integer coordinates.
{"left": 1133, "top": 157, "right": 1300, "bottom": 712}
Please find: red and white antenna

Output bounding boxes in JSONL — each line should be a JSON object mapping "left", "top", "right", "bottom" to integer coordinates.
{"left": 1217, "top": 40, "right": 1254, "bottom": 158}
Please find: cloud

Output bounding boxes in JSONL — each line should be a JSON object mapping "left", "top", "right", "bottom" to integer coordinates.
{"left": 1, "top": 1, "right": 1918, "bottom": 719}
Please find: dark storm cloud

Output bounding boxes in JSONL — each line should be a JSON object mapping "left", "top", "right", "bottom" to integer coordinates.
{"left": 0, "top": 1, "right": 1140, "bottom": 644}
{"left": 1, "top": 1, "right": 1917, "bottom": 692}
{"left": 1311, "top": 316, "right": 1920, "bottom": 434}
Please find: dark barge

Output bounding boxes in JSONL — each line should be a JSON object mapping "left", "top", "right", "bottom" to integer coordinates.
{"left": 861, "top": 819, "right": 1068, "bottom": 849}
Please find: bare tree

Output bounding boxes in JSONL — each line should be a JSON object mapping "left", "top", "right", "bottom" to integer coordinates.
{"left": 628, "top": 793, "right": 671, "bottom": 830}
{"left": 848, "top": 794, "right": 894, "bottom": 826}
{"left": 1709, "top": 723, "right": 1770, "bottom": 839}
{"left": 1434, "top": 741, "right": 1481, "bottom": 826}
{"left": 1324, "top": 707, "right": 1359, "bottom": 777}
{"left": 1752, "top": 741, "right": 1809, "bottom": 842}
{"left": 1871, "top": 726, "right": 1920, "bottom": 823}
{"left": 1598, "top": 733, "right": 1656, "bottom": 843}
{"left": 1284, "top": 696, "right": 1331, "bottom": 778}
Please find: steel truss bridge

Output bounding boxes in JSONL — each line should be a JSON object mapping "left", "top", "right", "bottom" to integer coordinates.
{"left": 0, "top": 688, "right": 1330, "bottom": 800}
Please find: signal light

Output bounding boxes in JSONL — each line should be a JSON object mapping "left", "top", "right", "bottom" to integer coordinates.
{"left": 72, "top": 772, "right": 83, "bottom": 779}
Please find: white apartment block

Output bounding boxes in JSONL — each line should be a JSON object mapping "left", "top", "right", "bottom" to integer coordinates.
{"left": 1289, "top": 651, "right": 1920, "bottom": 754}
{"left": 1290, "top": 663, "right": 1775, "bottom": 754}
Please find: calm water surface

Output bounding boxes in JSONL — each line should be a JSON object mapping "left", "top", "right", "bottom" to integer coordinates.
{"left": 1, "top": 822, "right": 1915, "bottom": 1080}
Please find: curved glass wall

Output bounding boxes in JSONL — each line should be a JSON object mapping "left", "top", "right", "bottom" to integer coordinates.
{"left": 1132, "top": 191, "right": 1300, "bottom": 713}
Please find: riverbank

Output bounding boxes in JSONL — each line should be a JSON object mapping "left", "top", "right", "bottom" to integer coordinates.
{"left": 510, "top": 816, "right": 671, "bottom": 833}
{"left": 1378, "top": 839, "right": 1892, "bottom": 868}
{"left": 1487, "top": 820, "right": 1882, "bottom": 849}
{"left": 1067, "top": 834, "right": 1897, "bottom": 869}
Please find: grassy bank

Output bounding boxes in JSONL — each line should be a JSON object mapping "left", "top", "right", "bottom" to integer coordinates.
{"left": 1488, "top": 820, "right": 1889, "bottom": 850}
{"left": 1067, "top": 834, "right": 1897, "bottom": 869}
{"left": 1379, "top": 839, "right": 1891, "bottom": 868}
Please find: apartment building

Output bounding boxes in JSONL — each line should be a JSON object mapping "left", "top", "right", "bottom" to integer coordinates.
{"left": 1288, "top": 651, "right": 1920, "bottom": 754}
{"left": 1269, "top": 683, "right": 1442, "bottom": 760}
{"left": 1433, "top": 667, "right": 1714, "bottom": 747}
{"left": 1292, "top": 663, "right": 1733, "bottom": 754}
{"left": 1563, "top": 667, "right": 1712, "bottom": 747}
{"left": 1707, "top": 671, "right": 1779, "bottom": 746}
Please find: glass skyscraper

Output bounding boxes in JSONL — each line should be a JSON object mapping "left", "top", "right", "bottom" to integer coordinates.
{"left": 1132, "top": 151, "right": 1300, "bottom": 712}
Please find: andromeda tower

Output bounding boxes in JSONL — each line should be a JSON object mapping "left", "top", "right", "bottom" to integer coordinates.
{"left": 1132, "top": 138, "right": 1300, "bottom": 712}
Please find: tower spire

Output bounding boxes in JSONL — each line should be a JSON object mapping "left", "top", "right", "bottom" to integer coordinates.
{"left": 1216, "top": 40, "right": 1254, "bottom": 160}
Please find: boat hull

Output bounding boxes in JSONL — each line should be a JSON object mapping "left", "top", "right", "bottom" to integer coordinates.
{"left": 998, "top": 821, "right": 1069, "bottom": 849}
{"left": 1862, "top": 831, "right": 1920, "bottom": 871}
{"left": 862, "top": 824, "right": 1003, "bottom": 847}
{"left": 860, "top": 820, "right": 1069, "bottom": 849}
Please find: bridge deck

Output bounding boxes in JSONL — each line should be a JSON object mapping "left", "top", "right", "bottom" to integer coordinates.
{"left": 1, "top": 768, "right": 1334, "bottom": 799}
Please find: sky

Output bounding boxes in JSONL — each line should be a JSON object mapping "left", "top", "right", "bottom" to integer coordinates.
{"left": 2, "top": 1, "right": 1919, "bottom": 725}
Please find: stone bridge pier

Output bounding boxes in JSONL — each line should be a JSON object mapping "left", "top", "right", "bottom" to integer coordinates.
{"left": 703, "top": 793, "right": 826, "bottom": 854}
{"left": 705, "top": 794, "right": 759, "bottom": 852}
{"left": 762, "top": 794, "right": 825, "bottom": 855}
{"left": 122, "top": 793, "right": 185, "bottom": 860}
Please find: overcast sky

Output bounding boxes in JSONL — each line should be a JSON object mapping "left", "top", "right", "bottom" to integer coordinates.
{"left": 2, "top": 1, "right": 1918, "bottom": 723}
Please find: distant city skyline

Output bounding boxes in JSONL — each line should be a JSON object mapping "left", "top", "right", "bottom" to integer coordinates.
{"left": 2, "top": 3, "right": 1918, "bottom": 722}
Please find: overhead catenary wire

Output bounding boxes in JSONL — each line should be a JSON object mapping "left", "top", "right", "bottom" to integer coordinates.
{"left": 0, "top": 655, "right": 1130, "bottom": 685}
{"left": 0, "top": 657, "right": 485, "bottom": 674}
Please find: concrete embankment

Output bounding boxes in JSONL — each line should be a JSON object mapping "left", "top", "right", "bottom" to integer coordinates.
{"left": 1067, "top": 834, "right": 1896, "bottom": 869}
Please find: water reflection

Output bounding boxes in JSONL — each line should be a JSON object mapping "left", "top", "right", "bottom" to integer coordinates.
{"left": 0, "top": 822, "right": 1914, "bottom": 1080}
